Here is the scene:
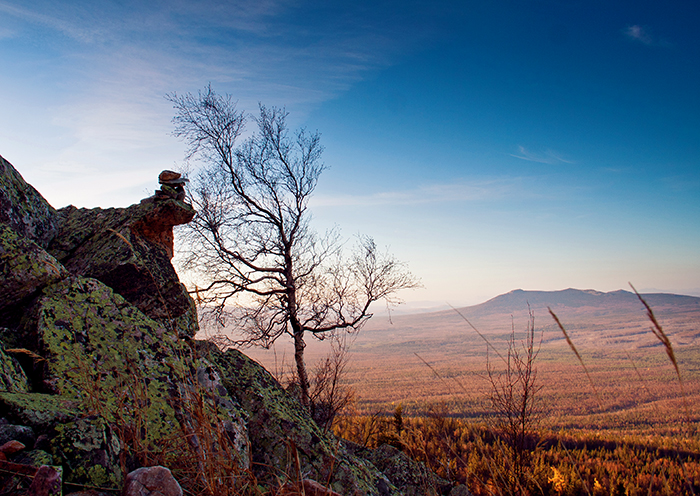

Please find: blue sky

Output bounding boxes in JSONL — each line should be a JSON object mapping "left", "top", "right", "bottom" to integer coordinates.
{"left": 1, "top": 0, "right": 698, "bottom": 307}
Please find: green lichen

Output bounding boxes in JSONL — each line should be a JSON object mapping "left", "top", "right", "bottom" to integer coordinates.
{"left": 0, "top": 343, "right": 29, "bottom": 393}
{"left": 0, "top": 224, "right": 68, "bottom": 314}
{"left": 33, "top": 276, "right": 189, "bottom": 443}
{"left": 52, "top": 416, "right": 122, "bottom": 488}
{"left": 203, "top": 344, "right": 398, "bottom": 495}
{"left": 0, "top": 392, "right": 79, "bottom": 428}
{"left": 0, "top": 155, "right": 57, "bottom": 248}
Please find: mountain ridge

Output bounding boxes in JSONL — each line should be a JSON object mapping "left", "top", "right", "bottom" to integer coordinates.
{"left": 397, "top": 288, "right": 700, "bottom": 321}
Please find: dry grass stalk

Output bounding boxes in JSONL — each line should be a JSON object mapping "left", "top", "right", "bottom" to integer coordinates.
{"left": 451, "top": 304, "right": 505, "bottom": 363}
{"left": 629, "top": 284, "right": 692, "bottom": 428}
{"left": 548, "top": 307, "right": 603, "bottom": 408}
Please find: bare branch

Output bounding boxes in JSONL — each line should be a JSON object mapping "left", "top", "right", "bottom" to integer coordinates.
{"left": 171, "top": 85, "right": 417, "bottom": 409}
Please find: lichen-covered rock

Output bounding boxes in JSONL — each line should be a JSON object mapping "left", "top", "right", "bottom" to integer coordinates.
{"left": 26, "top": 276, "right": 187, "bottom": 427}
{"left": 345, "top": 442, "right": 452, "bottom": 496}
{"left": 51, "top": 416, "right": 121, "bottom": 489}
{"left": 201, "top": 344, "right": 399, "bottom": 495}
{"left": 18, "top": 276, "right": 249, "bottom": 488}
{"left": 192, "top": 358, "right": 249, "bottom": 467}
{"left": 449, "top": 484, "right": 475, "bottom": 496}
{"left": 0, "top": 155, "right": 57, "bottom": 248}
{"left": 0, "top": 392, "right": 79, "bottom": 429}
{"left": 0, "top": 224, "right": 68, "bottom": 318}
{"left": 0, "top": 343, "right": 30, "bottom": 393}
{"left": 48, "top": 201, "right": 197, "bottom": 337}
{"left": 11, "top": 448, "right": 54, "bottom": 467}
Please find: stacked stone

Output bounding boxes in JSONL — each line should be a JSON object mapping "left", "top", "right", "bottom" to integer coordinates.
{"left": 155, "top": 170, "right": 188, "bottom": 201}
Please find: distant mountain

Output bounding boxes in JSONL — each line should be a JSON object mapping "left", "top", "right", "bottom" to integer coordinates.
{"left": 353, "top": 288, "right": 700, "bottom": 348}
{"left": 456, "top": 288, "right": 700, "bottom": 317}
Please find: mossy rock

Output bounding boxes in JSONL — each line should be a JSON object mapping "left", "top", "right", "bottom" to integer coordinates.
{"left": 0, "top": 392, "right": 79, "bottom": 429}
{"left": 21, "top": 276, "right": 249, "bottom": 487}
{"left": 48, "top": 202, "right": 197, "bottom": 337}
{"left": 51, "top": 416, "right": 122, "bottom": 489}
{"left": 346, "top": 442, "right": 452, "bottom": 496}
{"left": 28, "top": 276, "right": 188, "bottom": 434}
{"left": 201, "top": 344, "right": 399, "bottom": 495}
{"left": 0, "top": 342, "right": 30, "bottom": 393}
{"left": 0, "top": 155, "right": 57, "bottom": 248}
{"left": 0, "top": 224, "right": 68, "bottom": 318}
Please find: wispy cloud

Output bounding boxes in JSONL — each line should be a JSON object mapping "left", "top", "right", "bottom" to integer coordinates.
{"left": 311, "top": 178, "right": 528, "bottom": 207}
{"left": 624, "top": 25, "right": 653, "bottom": 45}
{"left": 0, "top": 0, "right": 433, "bottom": 113}
{"left": 623, "top": 24, "right": 671, "bottom": 47}
{"left": 0, "top": 1, "right": 102, "bottom": 42}
{"left": 510, "top": 146, "right": 573, "bottom": 165}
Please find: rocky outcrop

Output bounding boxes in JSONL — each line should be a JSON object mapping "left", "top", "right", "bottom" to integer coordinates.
{"left": 48, "top": 200, "right": 197, "bottom": 338}
{"left": 202, "top": 343, "right": 402, "bottom": 495}
{"left": 0, "top": 155, "right": 57, "bottom": 248}
{"left": 0, "top": 225, "right": 68, "bottom": 320}
{"left": 344, "top": 442, "right": 453, "bottom": 496}
{"left": 0, "top": 155, "right": 451, "bottom": 496}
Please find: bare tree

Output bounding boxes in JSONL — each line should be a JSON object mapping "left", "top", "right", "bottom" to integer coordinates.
{"left": 168, "top": 85, "right": 418, "bottom": 408}
{"left": 486, "top": 309, "right": 543, "bottom": 495}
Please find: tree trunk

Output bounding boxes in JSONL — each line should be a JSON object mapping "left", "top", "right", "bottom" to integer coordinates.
{"left": 293, "top": 327, "right": 310, "bottom": 409}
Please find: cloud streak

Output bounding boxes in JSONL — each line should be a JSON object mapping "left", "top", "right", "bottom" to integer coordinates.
{"left": 311, "top": 178, "right": 530, "bottom": 207}
{"left": 623, "top": 24, "right": 671, "bottom": 47}
{"left": 510, "top": 146, "right": 573, "bottom": 165}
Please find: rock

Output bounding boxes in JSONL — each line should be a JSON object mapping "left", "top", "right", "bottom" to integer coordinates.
{"left": 202, "top": 344, "right": 399, "bottom": 495}
{"left": 449, "top": 484, "right": 474, "bottom": 496}
{"left": 344, "top": 441, "right": 451, "bottom": 496}
{"left": 48, "top": 201, "right": 197, "bottom": 337}
{"left": 280, "top": 479, "right": 343, "bottom": 496}
{"left": 0, "top": 344, "right": 31, "bottom": 393}
{"left": 51, "top": 416, "right": 121, "bottom": 489}
{"left": 20, "top": 276, "right": 248, "bottom": 488}
{"left": 0, "top": 224, "right": 68, "bottom": 319}
{"left": 0, "top": 439, "right": 25, "bottom": 456}
{"left": 0, "top": 155, "right": 58, "bottom": 248}
{"left": 158, "top": 171, "right": 186, "bottom": 184}
{"left": 191, "top": 358, "right": 248, "bottom": 466}
{"left": 27, "top": 464, "right": 62, "bottom": 496}
{"left": 11, "top": 449, "right": 53, "bottom": 467}
{"left": 0, "top": 392, "right": 79, "bottom": 429}
{"left": 0, "top": 423, "right": 35, "bottom": 447}
{"left": 122, "top": 466, "right": 183, "bottom": 496}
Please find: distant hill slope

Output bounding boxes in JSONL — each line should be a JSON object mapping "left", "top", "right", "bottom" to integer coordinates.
{"left": 237, "top": 287, "right": 700, "bottom": 363}
{"left": 240, "top": 287, "right": 700, "bottom": 422}
{"left": 351, "top": 288, "right": 700, "bottom": 350}
{"left": 456, "top": 288, "right": 700, "bottom": 317}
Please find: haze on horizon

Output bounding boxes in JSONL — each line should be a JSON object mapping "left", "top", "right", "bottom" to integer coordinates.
{"left": 1, "top": 0, "right": 698, "bottom": 306}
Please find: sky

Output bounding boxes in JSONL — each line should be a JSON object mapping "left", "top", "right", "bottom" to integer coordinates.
{"left": 1, "top": 0, "right": 698, "bottom": 309}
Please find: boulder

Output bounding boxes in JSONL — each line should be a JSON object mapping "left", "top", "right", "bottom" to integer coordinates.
{"left": 48, "top": 201, "right": 197, "bottom": 337}
{"left": 122, "top": 466, "right": 182, "bottom": 496}
{"left": 0, "top": 344, "right": 30, "bottom": 393}
{"left": 14, "top": 276, "right": 248, "bottom": 488}
{"left": 27, "top": 464, "right": 62, "bottom": 496}
{"left": 0, "top": 224, "right": 68, "bottom": 320}
{"left": 201, "top": 344, "right": 400, "bottom": 495}
{"left": 344, "top": 441, "right": 452, "bottom": 496}
{"left": 0, "top": 155, "right": 57, "bottom": 248}
{"left": 0, "top": 423, "right": 35, "bottom": 448}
